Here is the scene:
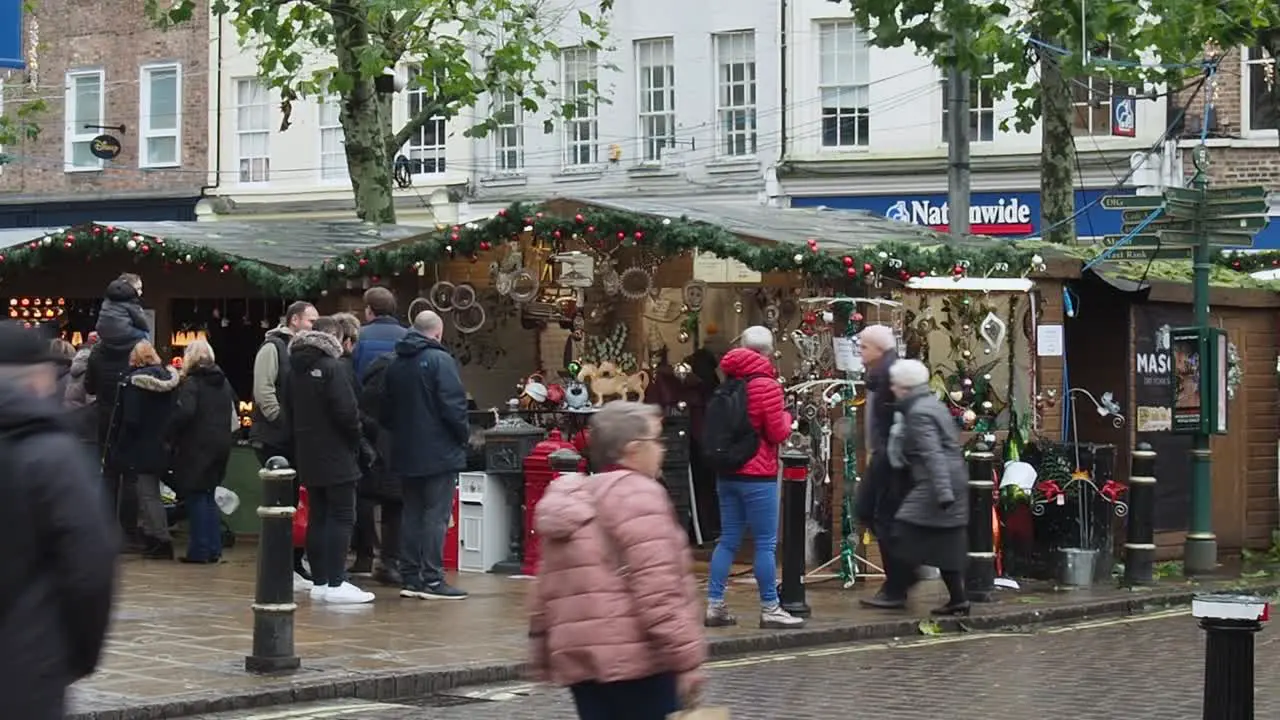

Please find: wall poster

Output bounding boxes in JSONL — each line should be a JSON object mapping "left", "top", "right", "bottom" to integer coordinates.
{"left": 1132, "top": 303, "right": 1191, "bottom": 531}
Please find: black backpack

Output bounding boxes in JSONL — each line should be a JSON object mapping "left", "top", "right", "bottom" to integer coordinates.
{"left": 701, "top": 374, "right": 766, "bottom": 474}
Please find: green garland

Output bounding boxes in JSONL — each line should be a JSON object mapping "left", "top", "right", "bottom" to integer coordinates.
{"left": 0, "top": 201, "right": 1264, "bottom": 297}
{"left": 1218, "top": 250, "right": 1280, "bottom": 274}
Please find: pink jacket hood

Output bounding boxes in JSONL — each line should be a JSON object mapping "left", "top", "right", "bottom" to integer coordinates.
{"left": 533, "top": 473, "right": 596, "bottom": 541}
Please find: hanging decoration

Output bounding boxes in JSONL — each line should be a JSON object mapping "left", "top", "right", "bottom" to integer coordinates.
{"left": 428, "top": 281, "right": 456, "bottom": 312}
{"left": 619, "top": 266, "right": 654, "bottom": 300}
{"left": 452, "top": 283, "right": 478, "bottom": 311}
{"left": 1226, "top": 342, "right": 1243, "bottom": 400}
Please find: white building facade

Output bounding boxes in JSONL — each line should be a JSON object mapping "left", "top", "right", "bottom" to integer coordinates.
{"left": 779, "top": 0, "right": 1175, "bottom": 241}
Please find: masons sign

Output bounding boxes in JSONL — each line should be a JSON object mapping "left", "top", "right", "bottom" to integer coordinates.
{"left": 885, "top": 197, "right": 1034, "bottom": 235}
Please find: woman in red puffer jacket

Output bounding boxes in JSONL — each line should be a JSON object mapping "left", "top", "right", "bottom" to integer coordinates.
{"left": 704, "top": 326, "right": 806, "bottom": 631}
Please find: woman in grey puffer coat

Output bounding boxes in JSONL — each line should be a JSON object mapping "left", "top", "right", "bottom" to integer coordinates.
{"left": 886, "top": 358, "right": 970, "bottom": 616}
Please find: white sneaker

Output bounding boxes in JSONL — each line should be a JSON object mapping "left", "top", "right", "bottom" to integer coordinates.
{"left": 324, "top": 581, "right": 375, "bottom": 605}
{"left": 309, "top": 585, "right": 329, "bottom": 602}
{"left": 293, "top": 573, "right": 314, "bottom": 593}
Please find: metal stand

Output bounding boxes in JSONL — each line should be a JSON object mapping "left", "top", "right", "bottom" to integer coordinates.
{"left": 1124, "top": 443, "right": 1157, "bottom": 586}
{"left": 965, "top": 443, "right": 996, "bottom": 603}
{"left": 779, "top": 449, "right": 811, "bottom": 617}
{"left": 1194, "top": 594, "right": 1269, "bottom": 720}
{"left": 245, "top": 457, "right": 300, "bottom": 674}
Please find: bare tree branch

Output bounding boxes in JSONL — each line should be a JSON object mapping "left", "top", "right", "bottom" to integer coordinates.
{"left": 387, "top": 97, "right": 451, "bottom": 156}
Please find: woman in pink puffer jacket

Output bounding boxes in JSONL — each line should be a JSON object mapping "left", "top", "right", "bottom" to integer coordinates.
{"left": 528, "top": 400, "right": 707, "bottom": 720}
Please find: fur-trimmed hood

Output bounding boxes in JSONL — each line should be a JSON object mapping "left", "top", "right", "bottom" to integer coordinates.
{"left": 126, "top": 365, "right": 180, "bottom": 393}
{"left": 289, "top": 330, "right": 343, "bottom": 359}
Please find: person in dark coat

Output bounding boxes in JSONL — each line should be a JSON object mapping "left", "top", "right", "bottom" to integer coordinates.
{"left": 881, "top": 358, "right": 970, "bottom": 615}
{"left": 170, "top": 339, "right": 238, "bottom": 564}
{"left": 113, "top": 341, "right": 181, "bottom": 560}
{"left": 352, "top": 286, "right": 408, "bottom": 380}
{"left": 288, "top": 318, "right": 374, "bottom": 604}
{"left": 0, "top": 322, "right": 117, "bottom": 720}
{"left": 95, "top": 273, "right": 151, "bottom": 346}
{"left": 332, "top": 312, "right": 384, "bottom": 578}
{"left": 358, "top": 351, "right": 403, "bottom": 586}
{"left": 854, "top": 324, "right": 911, "bottom": 609}
{"left": 382, "top": 310, "right": 469, "bottom": 600}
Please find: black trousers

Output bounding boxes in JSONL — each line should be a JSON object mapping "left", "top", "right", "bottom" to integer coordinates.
{"left": 354, "top": 496, "right": 402, "bottom": 564}
{"left": 305, "top": 482, "right": 358, "bottom": 588}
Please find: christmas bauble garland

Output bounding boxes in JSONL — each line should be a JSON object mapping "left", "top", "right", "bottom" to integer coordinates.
{"left": 1, "top": 201, "right": 1266, "bottom": 297}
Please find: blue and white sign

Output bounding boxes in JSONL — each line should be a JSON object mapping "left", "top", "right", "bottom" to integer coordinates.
{"left": 0, "top": 0, "right": 23, "bottom": 70}
{"left": 792, "top": 189, "right": 1130, "bottom": 238}
{"left": 1112, "top": 97, "right": 1136, "bottom": 138}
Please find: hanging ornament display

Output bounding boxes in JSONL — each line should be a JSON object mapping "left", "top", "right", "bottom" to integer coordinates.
{"left": 428, "top": 281, "right": 456, "bottom": 312}
{"left": 507, "top": 269, "right": 540, "bottom": 303}
{"left": 451, "top": 282, "right": 477, "bottom": 311}
{"left": 979, "top": 311, "right": 1008, "bottom": 355}
{"left": 619, "top": 267, "right": 654, "bottom": 300}
{"left": 453, "top": 304, "right": 487, "bottom": 334}
{"left": 407, "top": 296, "right": 432, "bottom": 323}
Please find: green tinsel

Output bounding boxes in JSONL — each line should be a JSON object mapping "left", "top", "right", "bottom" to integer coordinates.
{"left": 0, "top": 202, "right": 1054, "bottom": 298}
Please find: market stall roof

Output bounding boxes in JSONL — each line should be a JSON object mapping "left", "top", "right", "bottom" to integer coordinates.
{"left": 565, "top": 196, "right": 977, "bottom": 249}
{"left": 83, "top": 220, "right": 436, "bottom": 269}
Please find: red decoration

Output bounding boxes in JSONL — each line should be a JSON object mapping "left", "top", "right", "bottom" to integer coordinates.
{"left": 863, "top": 262, "right": 873, "bottom": 273}
{"left": 0, "top": 254, "right": 6, "bottom": 263}
{"left": 617, "top": 231, "right": 626, "bottom": 240}
{"left": 842, "top": 256, "right": 853, "bottom": 267}
{"left": 358, "top": 258, "right": 368, "bottom": 266}
{"left": 451, "top": 232, "right": 460, "bottom": 241}
{"left": 898, "top": 270, "right": 910, "bottom": 280}
{"left": 479, "top": 241, "right": 491, "bottom": 251}
{"left": 586, "top": 225, "right": 596, "bottom": 233}
{"left": 497, "top": 208, "right": 507, "bottom": 217}
{"left": 574, "top": 213, "right": 585, "bottom": 223}
{"left": 64, "top": 241, "right": 73, "bottom": 248}
{"left": 553, "top": 230, "right": 562, "bottom": 239}
{"left": 220, "top": 264, "right": 230, "bottom": 273}
{"left": 953, "top": 264, "right": 964, "bottom": 275}
{"left": 846, "top": 267, "right": 857, "bottom": 278}
{"left": 634, "top": 231, "right": 644, "bottom": 241}
{"left": 141, "top": 244, "right": 151, "bottom": 253}
{"left": 371, "top": 275, "right": 381, "bottom": 283}
{"left": 1233, "top": 260, "right": 1242, "bottom": 269}
{"left": 1037, "top": 481, "right": 1064, "bottom": 503}
{"left": 1099, "top": 480, "right": 1126, "bottom": 503}
{"left": 918, "top": 270, "right": 927, "bottom": 277}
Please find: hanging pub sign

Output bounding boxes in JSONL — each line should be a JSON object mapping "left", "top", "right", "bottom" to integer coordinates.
{"left": 1169, "top": 326, "right": 1227, "bottom": 435}
{"left": 90, "top": 135, "right": 122, "bottom": 160}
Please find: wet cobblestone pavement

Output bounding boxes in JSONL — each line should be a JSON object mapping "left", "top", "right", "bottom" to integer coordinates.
{"left": 187, "top": 611, "right": 1276, "bottom": 719}
{"left": 69, "top": 547, "right": 1273, "bottom": 718}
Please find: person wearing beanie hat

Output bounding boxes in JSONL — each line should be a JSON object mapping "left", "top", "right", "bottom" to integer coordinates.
{"left": 0, "top": 321, "right": 118, "bottom": 718}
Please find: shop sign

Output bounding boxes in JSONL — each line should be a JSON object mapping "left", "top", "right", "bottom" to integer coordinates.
{"left": 884, "top": 196, "right": 1034, "bottom": 235}
{"left": 90, "top": 135, "right": 122, "bottom": 160}
{"left": 0, "top": 0, "right": 23, "bottom": 71}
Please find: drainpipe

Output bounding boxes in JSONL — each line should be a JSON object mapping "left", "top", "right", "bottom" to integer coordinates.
{"left": 778, "top": 0, "right": 788, "bottom": 162}
{"left": 199, "top": 16, "right": 224, "bottom": 203}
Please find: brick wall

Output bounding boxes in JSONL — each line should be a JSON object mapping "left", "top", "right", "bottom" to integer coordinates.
{"left": 0, "top": 0, "right": 208, "bottom": 197}
{"left": 1176, "top": 47, "right": 1280, "bottom": 188}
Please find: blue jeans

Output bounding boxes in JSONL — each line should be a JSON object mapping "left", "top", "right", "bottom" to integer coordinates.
{"left": 570, "top": 672, "right": 679, "bottom": 720}
{"left": 185, "top": 490, "right": 221, "bottom": 561}
{"left": 707, "top": 477, "right": 780, "bottom": 606}
{"left": 399, "top": 474, "right": 456, "bottom": 589}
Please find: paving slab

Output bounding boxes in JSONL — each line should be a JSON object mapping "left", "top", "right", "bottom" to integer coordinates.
{"left": 68, "top": 547, "right": 1278, "bottom": 720}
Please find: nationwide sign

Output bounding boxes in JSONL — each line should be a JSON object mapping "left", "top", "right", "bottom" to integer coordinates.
{"left": 884, "top": 197, "right": 1034, "bottom": 235}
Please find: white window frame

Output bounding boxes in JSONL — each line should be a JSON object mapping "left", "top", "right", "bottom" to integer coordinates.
{"left": 318, "top": 95, "right": 347, "bottom": 182}
{"left": 713, "top": 31, "right": 757, "bottom": 158}
{"left": 816, "top": 20, "right": 870, "bottom": 149}
{"left": 402, "top": 66, "right": 447, "bottom": 177}
{"left": 65, "top": 69, "right": 105, "bottom": 172}
{"left": 1241, "top": 47, "right": 1278, "bottom": 138}
{"left": 560, "top": 47, "right": 599, "bottom": 168}
{"left": 635, "top": 37, "right": 676, "bottom": 163}
{"left": 138, "top": 63, "right": 182, "bottom": 168}
{"left": 941, "top": 63, "right": 996, "bottom": 144}
{"left": 493, "top": 89, "right": 524, "bottom": 173}
{"left": 1071, "top": 44, "right": 1137, "bottom": 137}
{"left": 234, "top": 78, "right": 271, "bottom": 184}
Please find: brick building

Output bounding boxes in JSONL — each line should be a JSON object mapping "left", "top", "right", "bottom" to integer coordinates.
{"left": 1176, "top": 46, "right": 1280, "bottom": 246}
{"left": 0, "top": 0, "right": 208, "bottom": 227}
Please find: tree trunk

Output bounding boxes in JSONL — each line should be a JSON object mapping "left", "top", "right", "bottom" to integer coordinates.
{"left": 332, "top": 0, "right": 397, "bottom": 224}
{"left": 1039, "top": 47, "right": 1076, "bottom": 244}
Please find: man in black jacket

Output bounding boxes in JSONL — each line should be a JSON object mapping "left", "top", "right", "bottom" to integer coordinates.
{"left": 383, "top": 310, "right": 469, "bottom": 600}
{"left": 288, "top": 317, "right": 375, "bottom": 605}
{"left": 854, "top": 324, "right": 911, "bottom": 608}
{"left": 0, "top": 322, "right": 117, "bottom": 719}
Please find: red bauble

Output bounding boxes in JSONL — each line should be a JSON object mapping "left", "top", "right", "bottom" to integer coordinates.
{"left": 1233, "top": 261, "right": 1242, "bottom": 269}
{"left": 64, "top": 241, "right": 72, "bottom": 248}
{"left": 451, "top": 232, "right": 460, "bottom": 241}
{"left": 371, "top": 275, "right": 381, "bottom": 283}
{"left": 358, "top": 258, "right": 368, "bottom": 266}
{"left": 574, "top": 213, "right": 585, "bottom": 223}
{"left": 852, "top": 312, "right": 864, "bottom": 322}
{"left": 220, "top": 264, "right": 230, "bottom": 273}
{"left": 198, "top": 264, "right": 207, "bottom": 272}
{"left": 1272, "top": 259, "right": 1279, "bottom": 267}
{"left": 479, "top": 241, "right": 492, "bottom": 251}
{"left": 634, "top": 231, "right": 644, "bottom": 241}
{"left": 863, "top": 262, "right": 873, "bottom": 273}
{"left": 497, "top": 208, "right": 507, "bottom": 217}
{"left": 842, "top": 256, "right": 853, "bottom": 267}
{"left": 953, "top": 264, "right": 964, "bottom": 275}
{"left": 803, "top": 311, "right": 817, "bottom": 324}
{"left": 0, "top": 254, "right": 6, "bottom": 262}
{"left": 806, "top": 238, "right": 817, "bottom": 247}
{"left": 899, "top": 270, "right": 909, "bottom": 280}
{"left": 586, "top": 225, "right": 596, "bottom": 233}
{"left": 846, "top": 267, "right": 857, "bottom": 277}
{"left": 91, "top": 226, "right": 101, "bottom": 235}
{"left": 140, "top": 244, "right": 151, "bottom": 253}
{"left": 535, "top": 212, "right": 544, "bottom": 219}
{"left": 553, "top": 230, "right": 562, "bottom": 239}
{"left": 616, "top": 231, "right": 626, "bottom": 240}
{"left": 918, "top": 270, "right": 927, "bottom": 277}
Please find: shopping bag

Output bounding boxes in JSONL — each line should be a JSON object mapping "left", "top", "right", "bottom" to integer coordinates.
{"left": 292, "top": 486, "right": 309, "bottom": 548}
{"left": 668, "top": 707, "right": 730, "bottom": 720}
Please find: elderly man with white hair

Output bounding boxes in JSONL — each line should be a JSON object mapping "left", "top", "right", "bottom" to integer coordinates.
{"left": 702, "top": 326, "right": 805, "bottom": 630}
{"left": 853, "top": 324, "right": 914, "bottom": 609}
{"left": 881, "top": 358, "right": 970, "bottom": 615}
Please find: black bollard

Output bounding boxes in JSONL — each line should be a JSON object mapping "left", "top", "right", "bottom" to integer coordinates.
{"left": 1195, "top": 593, "right": 1269, "bottom": 720}
{"left": 778, "top": 448, "right": 811, "bottom": 618}
{"left": 965, "top": 443, "right": 996, "bottom": 603}
{"left": 1124, "top": 443, "right": 1158, "bottom": 586}
{"left": 245, "top": 457, "right": 301, "bottom": 674}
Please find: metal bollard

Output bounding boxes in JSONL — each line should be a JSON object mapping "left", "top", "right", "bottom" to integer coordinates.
{"left": 1124, "top": 443, "right": 1158, "bottom": 586}
{"left": 245, "top": 457, "right": 301, "bottom": 674}
{"left": 965, "top": 443, "right": 996, "bottom": 603}
{"left": 1194, "top": 593, "right": 1269, "bottom": 720}
{"left": 778, "top": 448, "right": 811, "bottom": 618}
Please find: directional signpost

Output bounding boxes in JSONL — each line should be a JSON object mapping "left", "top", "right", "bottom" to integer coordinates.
{"left": 1096, "top": 148, "right": 1271, "bottom": 580}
